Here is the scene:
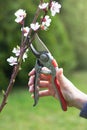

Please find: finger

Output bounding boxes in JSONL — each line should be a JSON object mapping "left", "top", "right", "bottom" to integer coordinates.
{"left": 28, "top": 75, "right": 35, "bottom": 86}
{"left": 31, "top": 90, "right": 51, "bottom": 98}
{"left": 39, "top": 80, "right": 51, "bottom": 88}
{"left": 56, "top": 68, "right": 63, "bottom": 79}
{"left": 40, "top": 73, "right": 52, "bottom": 81}
{"left": 29, "top": 85, "right": 40, "bottom": 93}
{"left": 29, "top": 84, "right": 34, "bottom": 93}
{"left": 28, "top": 68, "right": 35, "bottom": 76}
{"left": 39, "top": 90, "right": 51, "bottom": 97}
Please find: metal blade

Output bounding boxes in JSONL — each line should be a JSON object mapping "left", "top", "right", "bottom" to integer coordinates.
{"left": 34, "top": 33, "right": 50, "bottom": 53}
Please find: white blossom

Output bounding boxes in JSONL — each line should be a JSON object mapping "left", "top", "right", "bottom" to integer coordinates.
{"left": 30, "top": 22, "right": 40, "bottom": 31}
{"left": 23, "top": 49, "right": 28, "bottom": 62}
{"left": 12, "top": 46, "right": 20, "bottom": 56}
{"left": 14, "top": 9, "right": 26, "bottom": 23}
{"left": 7, "top": 56, "right": 17, "bottom": 66}
{"left": 50, "top": 1, "right": 61, "bottom": 16}
{"left": 39, "top": 2, "right": 49, "bottom": 9}
{"left": 41, "top": 15, "right": 51, "bottom": 30}
{"left": 21, "top": 26, "right": 30, "bottom": 37}
{"left": 12, "top": 45, "right": 28, "bottom": 62}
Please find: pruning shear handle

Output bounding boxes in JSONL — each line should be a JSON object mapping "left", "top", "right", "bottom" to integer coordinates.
{"left": 54, "top": 77, "right": 67, "bottom": 111}
{"left": 33, "top": 60, "right": 42, "bottom": 106}
{"left": 51, "top": 59, "right": 67, "bottom": 111}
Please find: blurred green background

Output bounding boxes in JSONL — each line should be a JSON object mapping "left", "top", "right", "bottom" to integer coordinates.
{"left": 1, "top": 0, "right": 87, "bottom": 89}
{"left": 0, "top": 0, "right": 87, "bottom": 130}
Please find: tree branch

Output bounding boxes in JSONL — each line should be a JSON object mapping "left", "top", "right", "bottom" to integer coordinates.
{"left": 0, "top": 2, "right": 41, "bottom": 112}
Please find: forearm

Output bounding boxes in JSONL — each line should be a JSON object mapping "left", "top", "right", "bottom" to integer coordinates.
{"left": 59, "top": 74, "right": 87, "bottom": 119}
{"left": 57, "top": 73, "right": 87, "bottom": 109}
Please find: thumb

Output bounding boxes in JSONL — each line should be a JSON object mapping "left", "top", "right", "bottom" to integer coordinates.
{"left": 56, "top": 68, "right": 67, "bottom": 90}
{"left": 56, "top": 68, "right": 63, "bottom": 79}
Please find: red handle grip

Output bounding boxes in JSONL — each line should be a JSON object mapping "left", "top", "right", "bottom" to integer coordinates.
{"left": 54, "top": 77, "right": 67, "bottom": 111}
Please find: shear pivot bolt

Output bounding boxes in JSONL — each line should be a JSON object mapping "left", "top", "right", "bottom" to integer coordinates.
{"left": 40, "top": 54, "right": 49, "bottom": 62}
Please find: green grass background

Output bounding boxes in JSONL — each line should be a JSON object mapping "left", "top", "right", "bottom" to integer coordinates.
{"left": 0, "top": 71, "right": 87, "bottom": 130}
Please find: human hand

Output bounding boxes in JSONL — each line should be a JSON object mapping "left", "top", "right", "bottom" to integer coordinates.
{"left": 28, "top": 68, "right": 57, "bottom": 98}
{"left": 28, "top": 67, "right": 87, "bottom": 110}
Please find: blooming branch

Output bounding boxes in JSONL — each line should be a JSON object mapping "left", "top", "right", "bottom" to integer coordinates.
{"left": 0, "top": 2, "right": 41, "bottom": 112}
{"left": 0, "top": 0, "right": 61, "bottom": 112}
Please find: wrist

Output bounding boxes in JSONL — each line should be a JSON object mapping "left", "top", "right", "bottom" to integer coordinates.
{"left": 72, "top": 91, "right": 87, "bottom": 110}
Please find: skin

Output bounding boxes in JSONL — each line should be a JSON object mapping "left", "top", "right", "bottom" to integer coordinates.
{"left": 28, "top": 68, "right": 87, "bottom": 110}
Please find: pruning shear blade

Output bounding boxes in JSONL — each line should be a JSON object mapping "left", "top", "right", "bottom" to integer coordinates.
{"left": 34, "top": 34, "right": 50, "bottom": 53}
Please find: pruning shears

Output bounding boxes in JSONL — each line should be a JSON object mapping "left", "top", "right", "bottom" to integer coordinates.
{"left": 29, "top": 33, "right": 67, "bottom": 111}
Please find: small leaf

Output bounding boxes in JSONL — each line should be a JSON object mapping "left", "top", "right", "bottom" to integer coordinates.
{"left": 2, "top": 90, "right": 6, "bottom": 96}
